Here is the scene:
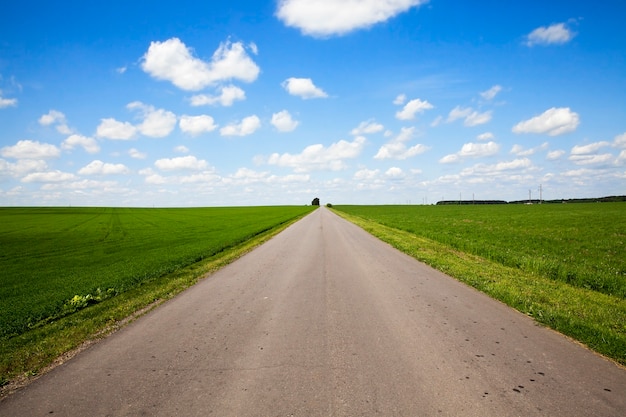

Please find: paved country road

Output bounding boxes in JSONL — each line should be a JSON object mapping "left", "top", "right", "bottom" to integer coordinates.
{"left": 1, "top": 208, "right": 625, "bottom": 416}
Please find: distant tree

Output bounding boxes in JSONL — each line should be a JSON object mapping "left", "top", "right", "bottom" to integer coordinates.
{"left": 326, "top": 203, "right": 333, "bottom": 208}
{"left": 312, "top": 197, "right": 320, "bottom": 206}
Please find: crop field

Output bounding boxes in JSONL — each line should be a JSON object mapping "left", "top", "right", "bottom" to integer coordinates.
{"left": 0, "top": 206, "right": 315, "bottom": 340}
{"left": 333, "top": 203, "right": 626, "bottom": 364}
{"left": 334, "top": 203, "right": 626, "bottom": 298}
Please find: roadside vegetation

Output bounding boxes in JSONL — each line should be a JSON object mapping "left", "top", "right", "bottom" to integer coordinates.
{"left": 0, "top": 206, "right": 315, "bottom": 387}
{"left": 332, "top": 203, "right": 626, "bottom": 366}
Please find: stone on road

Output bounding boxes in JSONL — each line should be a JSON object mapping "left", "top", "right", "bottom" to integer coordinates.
{"left": 1, "top": 208, "right": 624, "bottom": 416}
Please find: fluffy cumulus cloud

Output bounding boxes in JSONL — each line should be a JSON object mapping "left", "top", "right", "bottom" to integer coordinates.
{"left": 512, "top": 107, "right": 580, "bottom": 136}
{"left": 0, "top": 90, "right": 17, "bottom": 108}
{"left": 97, "top": 102, "right": 177, "bottom": 140}
{"left": 439, "top": 141, "right": 500, "bottom": 163}
{"left": 1, "top": 140, "right": 60, "bottom": 159}
{"left": 220, "top": 115, "right": 261, "bottom": 136}
{"left": 395, "top": 98, "right": 433, "bottom": 120}
{"left": 141, "top": 38, "right": 260, "bottom": 91}
{"left": 477, "top": 132, "right": 495, "bottom": 141}
{"left": 374, "top": 127, "right": 430, "bottom": 160}
{"left": 282, "top": 77, "right": 328, "bottom": 99}
{"left": 446, "top": 106, "right": 492, "bottom": 126}
{"left": 96, "top": 118, "right": 137, "bottom": 140}
{"left": 190, "top": 85, "right": 246, "bottom": 107}
{"left": 276, "top": 0, "right": 428, "bottom": 37}
{"left": 526, "top": 22, "right": 575, "bottom": 46}
{"left": 271, "top": 110, "right": 299, "bottom": 132}
{"left": 127, "top": 102, "right": 177, "bottom": 138}
{"left": 569, "top": 141, "right": 614, "bottom": 166}
{"left": 154, "top": 155, "right": 209, "bottom": 171}
{"left": 21, "top": 170, "right": 76, "bottom": 183}
{"left": 351, "top": 120, "right": 384, "bottom": 136}
{"left": 0, "top": 159, "right": 48, "bottom": 178}
{"left": 510, "top": 142, "right": 548, "bottom": 156}
{"left": 38, "top": 110, "right": 72, "bottom": 134}
{"left": 179, "top": 115, "right": 218, "bottom": 136}
{"left": 265, "top": 136, "right": 365, "bottom": 172}
{"left": 128, "top": 148, "right": 147, "bottom": 159}
{"left": 78, "top": 160, "right": 130, "bottom": 175}
{"left": 61, "top": 134, "right": 100, "bottom": 154}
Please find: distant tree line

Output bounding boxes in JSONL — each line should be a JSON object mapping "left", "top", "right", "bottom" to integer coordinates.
{"left": 436, "top": 195, "right": 626, "bottom": 205}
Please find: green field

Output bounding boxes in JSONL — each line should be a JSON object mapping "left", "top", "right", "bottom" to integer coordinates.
{"left": 334, "top": 203, "right": 626, "bottom": 298}
{"left": 0, "top": 206, "right": 316, "bottom": 340}
{"left": 333, "top": 203, "right": 626, "bottom": 364}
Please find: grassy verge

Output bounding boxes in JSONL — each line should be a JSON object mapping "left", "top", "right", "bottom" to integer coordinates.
{"left": 0, "top": 211, "right": 310, "bottom": 396}
{"left": 333, "top": 209, "right": 626, "bottom": 367}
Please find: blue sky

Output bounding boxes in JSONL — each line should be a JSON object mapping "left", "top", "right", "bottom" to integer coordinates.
{"left": 1, "top": 0, "right": 625, "bottom": 206}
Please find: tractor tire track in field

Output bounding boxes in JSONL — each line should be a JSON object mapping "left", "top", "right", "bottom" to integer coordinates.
{"left": 1, "top": 207, "right": 624, "bottom": 416}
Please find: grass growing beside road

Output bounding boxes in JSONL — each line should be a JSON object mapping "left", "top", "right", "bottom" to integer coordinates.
{"left": 0, "top": 206, "right": 315, "bottom": 387}
{"left": 332, "top": 204, "right": 626, "bottom": 366}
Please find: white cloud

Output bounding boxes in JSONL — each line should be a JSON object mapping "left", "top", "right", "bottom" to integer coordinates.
{"left": 465, "top": 110, "right": 492, "bottom": 126}
{"left": 395, "top": 98, "right": 434, "bottom": 120}
{"left": 0, "top": 159, "right": 48, "bottom": 177}
{"left": 512, "top": 107, "right": 580, "bottom": 136}
{"left": 271, "top": 110, "right": 299, "bottom": 132}
{"left": 155, "top": 155, "right": 209, "bottom": 171}
{"left": 62, "top": 134, "right": 100, "bottom": 154}
{"left": 568, "top": 141, "right": 614, "bottom": 166}
{"left": 569, "top": 154, "right": 614, "bottom": 166}
{"left": 21, "top": 170, "right": 76, "bottom": 183}
{"left": 354, "top": 168, "right": 380, "bottom": 181}
{"left": 276, "top": 0, "right": 428, "bottom": 37}
{"left": 0, "top": 90, "right": 17, "bottom": 108}
{"left": 480, "top": 85, "right": 502, "bottom": 101}
{"left": 1, "top": 140, "right": 60, "bottom": 159}
{"left": 526, "top": 22, "right": 575, "bottom": 46}
{"left": 266, "top": 136, "right": 366, "bottom": 172}
{"left": 38, "top": 110, "right": 72, "bottom": 134}
{"left": 385, "top": 167, "right": 404, "bottom": 178}
{"left": 141, "top": 38, "right": 260, "bottom": 91}
{"left": 179, "top": 115, "right": 218, "bottom": 136}
{"left": 128, "top": 148, "right": 147, "bottom": 159}
{"left": 78, "top": 160, "right": 130, "bottom": 175}
{"left": 510, "top": 142, "right": 548, "bottom": 156}
{"left": 174, "top": 145, "right": 189, "bottom": 153}
{"left": 282, "top": 77, "right": 328, "bottom": 99}
{"left": 127, "top": 102, "right": 177, "bottom": 138}
{"left": 439, "top": 141, "right": 500, "bottom": 163}
{"left": 477, "top": 132, "right": 494, "bottom": 141}
{"left": 571, "top": 141, "right": 610, "bottom": 155}
{"left": 547, "top": 150, "right": 566, "bottom": 160}
{"left": 220, "top": 115, "right": 261, "bottom": 137}
{"left": 351, "top": 120, "right": 384, "bottom": 136}
{"left": 393, "top": 94, "right": 407, "bottom": 105}
{"left": 614, "top": 132, "right": 626, "bottom": 148}
{"left": 96, "top": 118, "right": 138, "bottom": 140}
{"left": 374, "top": 127, "right": 429, "bottom": 160}
{"left": 447, "top": 106, "right": 492, "bottom": 126}
{"left": 190, "top": 85, "right": 246, "bottom": 107}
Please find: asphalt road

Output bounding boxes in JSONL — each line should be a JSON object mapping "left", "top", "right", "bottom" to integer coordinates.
{"left": 1, "top": 207, "right": 625, "bottom": 416}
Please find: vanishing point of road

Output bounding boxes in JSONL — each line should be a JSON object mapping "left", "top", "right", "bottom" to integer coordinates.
{"left": 1, "top": 207, "right": 624, "bottom": 416}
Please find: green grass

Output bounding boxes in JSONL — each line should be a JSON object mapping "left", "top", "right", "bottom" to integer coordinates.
{"left": 1, "top": 210, "right": 313, "bottom": 389}
{"left": 334, "top": 204, "right": 626, "bottom": 297}
{"left": 332, "top": 204, "right": 626, "bottom": 365}
{"left": 0, "top": 206, "right": 316, "bottom": 340}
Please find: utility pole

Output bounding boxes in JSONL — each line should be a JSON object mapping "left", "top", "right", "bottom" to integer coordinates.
{"left": 529, "top": 189, "right": 532, "bottom": 204}
{"left": 539, "top": 184, "right": 543, "bottom": 204}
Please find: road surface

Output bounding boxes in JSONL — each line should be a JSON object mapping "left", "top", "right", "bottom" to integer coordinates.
{"left": 1, "top": 207, "right": 624, "bottom": 416}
